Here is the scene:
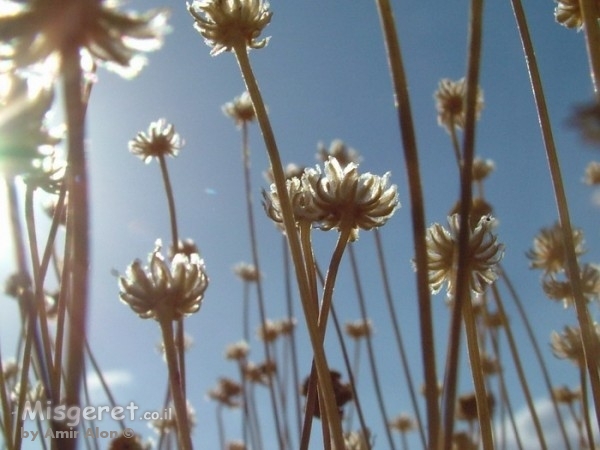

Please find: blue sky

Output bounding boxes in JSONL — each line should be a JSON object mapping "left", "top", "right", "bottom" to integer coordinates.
{"left": 2, "top": 0, "right": 600, "bottom": 448}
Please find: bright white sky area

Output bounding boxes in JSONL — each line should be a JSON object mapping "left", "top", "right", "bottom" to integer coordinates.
{"left": 2, "top": 1, "right": 600, "bottom": 449}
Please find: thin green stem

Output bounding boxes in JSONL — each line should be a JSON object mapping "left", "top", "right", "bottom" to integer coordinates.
{"left": 510, "top": 0, "right": 600, "bottom": 432}
{"left": 373, "top": 2, "right": 440, "bottom": 446}
{"left": 158, "top": 318, "right": 193, "bottom": 450}
{"left": 233, "top": 42, "right": 344, "bottom": 449}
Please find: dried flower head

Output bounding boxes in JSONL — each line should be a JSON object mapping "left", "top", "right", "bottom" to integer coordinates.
{"left": 227, "top": 441, "right": 246, "bottom": 450}
{"left": 274, "top": 317, "right": 296, "bottom": 335}
{"left": 583, "top": 161, "right": 600, "bottom": 185}
{"left": 425, "top": 214, "right": 504, "bottom": 297}
{"left": 4, "top": 272, "right": 31, "bottom": 299}
{"left": 448, "top": 197, "right": 493, "bottom": 229}
{"left": 207, "top": 377, "right": 242, "bottom": 407}
{"left": 257, "top": 319, "right": 279, "bottom": 342}
{"left": 129, "top": 119, "right": 183, "bottom": 163}
{"left": 108, "top": 432, "right": 149, "bottom": 450}
{"left": 480, "top": 352, "right": 501, "bottom": 376}
{"left": 301, "top": 370, "right": 353, "bottom": 418}
{"left": 168, "top": 239, "right": 199, "bottom": 260}
{"left": 472, "top": 157, "right": 495, "bottom": 182}
{"left": 316, "top": 139, "right": 362, "bottom": 168}
{"left": 225, "top": 340, "right": 250, "bottom": 361}
{"left": 551, "top": 385, "right": 581, "bottom": 404}
{"left": 569, "top": 101, "right": 600, "bottom": 145}
{"left": 388, "top": 413, "right": 416, "bottom": 433}
{"left": 337, "top": 430, "right": 371, "bottom": 450}
{"left": 150, "top": 402, "right": 196, "bottom": 435}
{"left": 527, "top": 222, "right": 585, "bottom": 274}
{"left": 263, "top": 170, "right": 326, "bottom": 225}
{"left": 223, "top": 91, "right": 255, "bottom": 126}
{"left": 554, "top": 0, "right": 600, "bottom": 29}
{"left": 550, "top": 324, "right": 600, "bottom": 367}
{"left": 306, "top": 157, "right": 399, "bottom": 241}
{"left": 542, "top": 263, "right": 600, "bottom": 308}
{"left": 456, "top": 391, "right": 495, "bottom": 422}
{"left": 435, "top": 77, "right": 484, "bottom": 132}
{"left": 0, "top": 1, "right": 169, "bottom": 77}
{"left": 243, "top": 360, "right": 276, "bottom": 385}
{"left": 344, "top": 319, "right": 373, "bottom": 339}
{"left": 233, "top": 262, "right": 261, "bottom": 282}
{"left": 187, "top": 0, "right": 272, "bottom": 56}
{"left": 119, "top": 241, "right": 208, "bottom": 321}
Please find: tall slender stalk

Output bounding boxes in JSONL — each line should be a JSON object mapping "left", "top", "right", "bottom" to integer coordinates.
{"left": 510, "top": 0, "right": 600, "bottom": 432}
{"left": 373, "top": 2, "right": 440, "bottom": 447}
{"left": 578, "top": 0, "right": 600, "bottom": 97}
{"left": 233, "top": 42, "right": 345, "bottom": 448}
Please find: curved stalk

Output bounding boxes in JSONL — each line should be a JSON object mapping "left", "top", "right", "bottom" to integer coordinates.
{"left": 510, "top": 0, "right": 600, "bottom": 432}
{"left": 233, "top": 42, "right": 344, "bottom": 448}
{"left": 578, "top": 0, "right": 600, "bottom": 97}
{"left": 373, "top": 2, "right": 440, "bottom": 446}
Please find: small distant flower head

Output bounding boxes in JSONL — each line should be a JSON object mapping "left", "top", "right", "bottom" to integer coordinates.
{"left": 339, "top": 430, "right": 371, "bottom": 450}
{"left": 150, "top": 402, "right": 196, "bottom": 435}
{"left": 187, "top": 0, "right": 272, "bottom": 56}
{"left": 551, "top": 385, "right": 581, "bottom": 404}
{"left": 301, "top": 370, "right": 353, "bottom": 419}
{"left": 316, "top": 139, "right": 362, "bottom": 168}
{"left": 480, "top": 352, "right": 501, "bottom": 376}
{"left": 108, "top": 432, "right": 149, "bottom": 450}
{"left": 233, "top": 262, "right": 260, "bottom": 282}
{"left": 244, "top": 360, "right": 276, "bottom": 385}
{"left": 225, "top": 340, "right": 250, "bottom": 361}
{"left": 448, "top": 197, "right": 493, "bottom": 229}
{"left": 583, "top": 161, "right": 600, "bottom": 185}
{"left": 388, "top": 413, "right": 416, "bottom": 433}
{"left": 435, "top": 77, "right": 484, "bottom": 132}
{"left": 257, "top": 319, "right": 279, "bottom": 342}
{"left": 263, "top": 162, "right": 305, "bottom": 184}
{"left": 4, "top": 272, "right": 31, "bottom": 299}
{"left": 227, "top": 441, "right": 246, "bottom": 450}
{"left": 306, "top": 157, "right": 399, "bottom": 241}
{"left": 542, "top": 263, "right": 600, "bottom": 308}
{"left": 168, "top": 238, "right": 199, "bottom": 260}
{"left": 223, "top": 91, "right": 255, "bottom": 126}
{"left": 344, "top": 319, "right": 373, "bottom": 339}
{"left": 274, "top": 317, "right": 296, "bottom": 335}
{"left": 119, "top": 240, "right": 208, "bottom": 321}
{"left": 569, "top": 101, "right": 600, "bottom": 145}
{"left": 527, "top": 222, "right": 585, "bottom": 274}
{"left": 425, "top": 214, "right": 504, "bottom": 297}
{"left": 207, "top": 377, "right": 242, "bottom": 407}
{"left": 129, "top": 119, "right": 183, "bottom": 163}
{"left": 456, "top": 391, "right": 495, "bottom": 422}
{"left": 550, "top": 324, "right": 597, "bottom": 367}
{"left": 472, "top": 157, "right": 495, "bottom": 182}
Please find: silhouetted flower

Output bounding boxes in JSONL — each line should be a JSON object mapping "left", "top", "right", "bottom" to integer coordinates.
{"left": 207, "top": 377, "right": 242, "bottom": 408}
{"left": 225, "top": 340, "right": 249, "bottom": 361}
{"left": 233, "top": 262, "right": 260, "bottom": 282}
{"left": 551, "top": 324, "right": 600, "bottom": 367}
{"left": 301, "top": 370, "right": 353, "bottom": 419}
{"left": 542, "top": 263, "right": 600, "bottom": 308}
{"left": 119, "top": 241, "right": 208, "bottom": 321}
{"left": 223, "top": 91, "right": 255, "bottom": 126}
{"left": 472, "top": 157, "right": 495, "bottom": 182}
{"left": 583, "top": 161, "right": 600, "bottom": 185}
{"left": 344, "top": 319, "right": 373, "bottom": 339}
{"left": 129, "top": 119, "right": 183, "bottom": 163}
{"left": 187, "top": 0, "right": 272, "bottom": 56}
{"left": 435, "top": 77, "right": 484, "bottom": 132}
{"left": 527, "top": 222, "right": 585, "bottom": 274}
{"left": 425, "top": 214, "right": 504, "bottom": 297}
{"left": 306, "top": 157, "right": 399, "bottom": 241}
{"left": 388, "top": 413, "right": 416, "bottom": 433}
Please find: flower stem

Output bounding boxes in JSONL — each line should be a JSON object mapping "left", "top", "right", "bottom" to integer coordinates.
{"left": 579, "top": 0, "right": 600, "bottom": 97}
{"left": 158, "top": 318, "right": 194, "bottom": 450}
{"left": 233, "top": 42, "right": 344, "bottom": 449}
{"left": 158, "top": 154, "right": 179, "bottom": 251}
{"left": 373, "top": 2, "right": 440, "bottom": 446}
{"left": 510, "top": 0, "right": 600, "bottom": 432}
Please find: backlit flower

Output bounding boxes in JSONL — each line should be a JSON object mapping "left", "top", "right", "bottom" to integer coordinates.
{"left": 306, "top": 157, "right": 399, "bottom": 241}
{"left": 550, "top": 325, "right": 599, "bottom": 367}
{"left": 187, "top": 0, "right": 272, "bottom": 56}
{"left": 552, "top": 385, "right": 581, "bottom": 404}
{"left": 129, "top": 119, "right": 183, "bottom": 163}
{"left": 0, "top": 0, "right": 169, "bottom": 77}
{"left": 223, "top": 91, "right": 255, "bottom": 126}
{"left": 527, "top": 222, "right": 585, "bottom": 274}
{"left": 472, "top": 157, "right": 495, "bottom": 182}
{"left": 388, "top": 413, "right": 416, "bottom": 433}
{"left": 425, "top": 214, "right": 504, "bottom": 297}
{"left": 207, "top": 377, "right": 242, "bottom": 407}
{"left": 554, "top": 0, "right": 600, "bottom": 29}
{"left": 435, "top": 77, "right": 484, "bottom": 132}
{"left": 233, "top": 262, "right": 260, "bottom": 282}
{"left": 301, "top": 370, "right": 353, "bottom": 419}
{"left": 256, "top": 319, "right": 279, "bottom": 342}
{"left": 542, "top": 264, "right": 600, "bottom": 308}
{"left": 119, "top": 241, "right": 208, "bottom": 321}
{"left": 344, "top": 319, "right": 373, "bottom": 339}
{"left": 225, "top": 340, "right": 249, "bottom": 361}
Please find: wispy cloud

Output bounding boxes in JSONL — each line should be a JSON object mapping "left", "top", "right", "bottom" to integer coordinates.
{"left": 85, "top": 369, "right": 133, "bottom": 403}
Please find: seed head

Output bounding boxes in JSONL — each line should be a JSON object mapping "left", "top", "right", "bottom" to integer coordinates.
{"left": 187, "top": 0, "right": 272, "bottom": 56}
{"left": 583, "top": 161, "right": 600, "bottom": 185}
{"left": 542, "top": 264, "right": 600, "bottom": 308}
{"left": 223, "top": 91, "right": 255, "bottom": 126}
{"left": 434, "top": 77, "right": 484, "bottom": 132}
{"left": 425, "top": 214, "right": 504, "bottom": 297}
{"left": 550, "top": 325, "right": 596, "bottom": 367}
{"left": 316, "top": 139, "right": 362, "bottom": 168}
{"left": 527, "top": 222, "right": 585, "bottom": 274}
{"left": 388, "top": 413, "right": 416, "bottom": 433}
{"left": 233, "top": 262, "right": 260, "bottom": 282}
{"left": 129, "top": 119, "right": 183, "bottom": 163}
{"left": 225, "top": 340, "right": 250, "bottom": 361}
{"left": 119, "top": 241, "right": 208, "bottom": 321}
